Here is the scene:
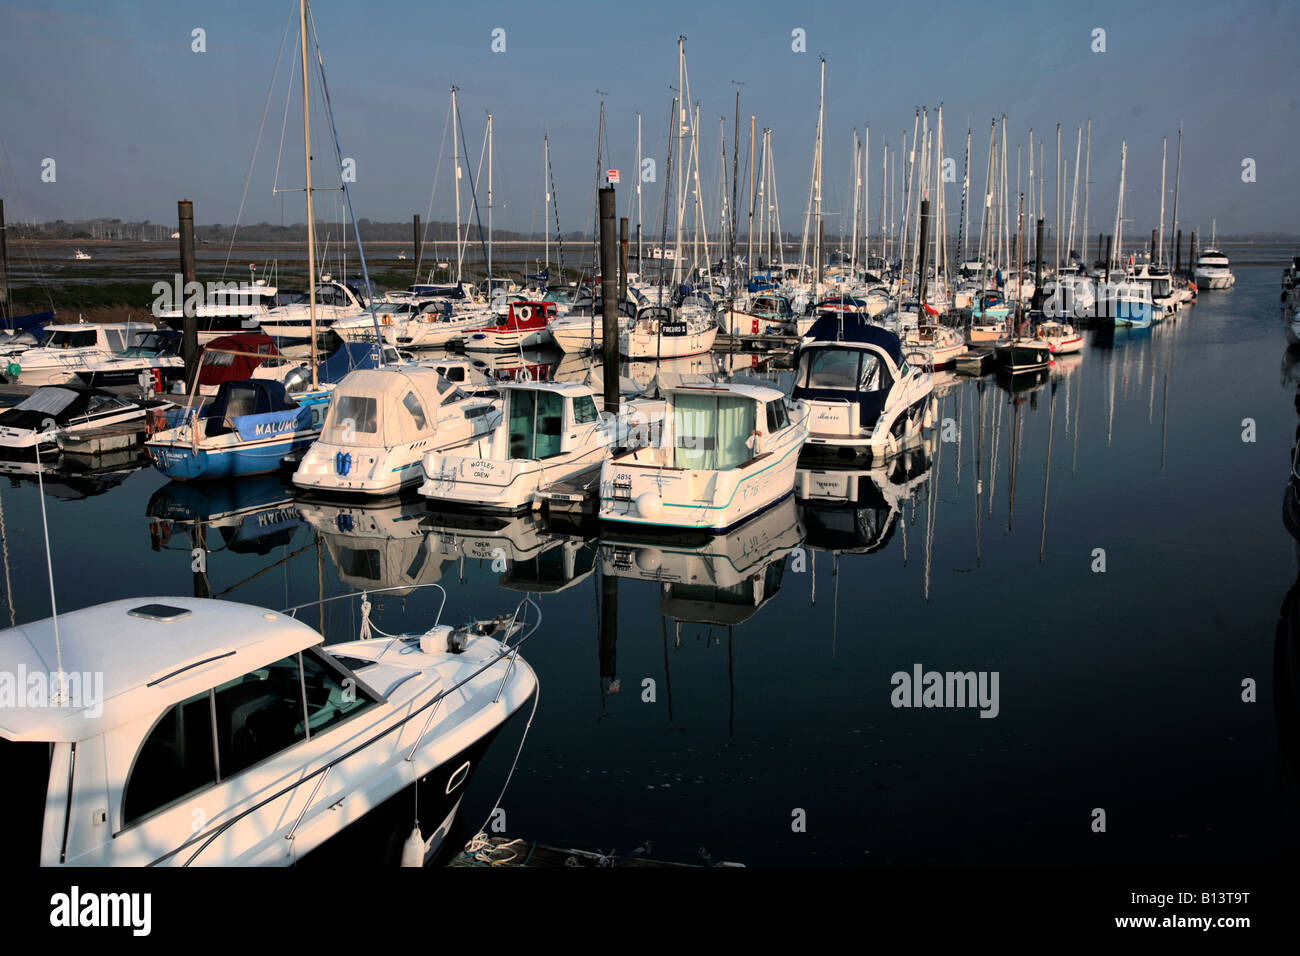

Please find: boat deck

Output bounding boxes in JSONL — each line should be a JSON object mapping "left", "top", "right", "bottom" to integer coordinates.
{"left": 534, "top": 464, "right": 604, "bottom": 515}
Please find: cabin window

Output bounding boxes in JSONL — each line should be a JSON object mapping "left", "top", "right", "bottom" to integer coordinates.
{"left": 508, "top": 390, "right": 565, "bottom": 460}
{"left": 45, "top": 329, "right": 97, "bottom": 350}
{"left": 340, "top": 547, "right": 382, "bottom": 581}
{"left": 332, "top": 396, "right": 378, "bottom": 436}
{"left": 212, "top": 655, "right": 308, "bottom": 778}
{"left": 802, "top": 350, "right": 859, "bottom": 390}
{"left": 673, "top": 394, "right": 756, "bottom": 470}
{"left": 300, "top": 648, "right": 377, "bottom": 736}
{"left": 766, "top": 400, "right": 789, "bottom": 434}
{"left": 441, "top": 366, "right": 465, "bottom": 383}
{"left": 0, "top": 739, "right": 55, "bottom": 864}
{"left": 122, "top": 689, "right": 218, "bottom": 826}
{"left": 402, "top": 391, "right": 428, "bottom": 431}
{"left": 573, "top": 395, "right": 599, "bottom": 424}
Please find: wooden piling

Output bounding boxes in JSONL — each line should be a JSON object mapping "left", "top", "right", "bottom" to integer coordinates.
{"left": 413, "top": 214, "right": 422, "bottom": 282}
{"left": 619, "top": 217, "right": 629, "bottom": 302}
{"left": 598, "top": 186, "right": 619, "bottom": 414}
{"left": 178, "top": 200, "right": 198, "bottom": 384}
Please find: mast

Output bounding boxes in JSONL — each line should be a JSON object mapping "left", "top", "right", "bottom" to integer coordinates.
{"left": 863, "top": 124, "right": 870, "bottom": 271}
{"left": 451, "top": 87, "right": 463, "bottom": 284}
{"left": 958, "top": 127, "right": 970, "bottom": 267}
{"left": 850, "top": 128, "right": 860, "bottom": 275}
{"left": 746, "top": 115, "right": 756, "bottom": 278}
{"left": 1055, "top": 123, "right": 1061, "bottom": 272}
{"left": 299, "top": 0, "right": 318, "bottom": 387}
{"left": 673, "top": 36, "right": 686, "bottom": 284}
{"left": 813, "top": 55, "right": 825, "bottom": 298}
{"left": 635, "top": 112, "right": 643, "bottom": 269}
{"left": 487, "top": 111, "right": 493, "bottom": 286}
{"left": 1082, "top": 119, "right": 1091, "bottom": 268}
{"left": 1113, "top": 141, "right": 1127, "bottom": 272}
{"left": 1157, "top": 136, "right": 1167, "bottom": 267}
{"left": 1169, "top": 124, "right": 1182, "bottom": 269}
{"left": 1068, "top": 125, "right": 1081, "bottom": 262}
{"left": 544, "top": 134, "right": 550, "bottom": 273}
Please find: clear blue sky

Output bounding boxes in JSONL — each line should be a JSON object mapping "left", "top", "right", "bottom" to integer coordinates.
{"left": 1, "top": 0, "right": 1296, "bottom": 239}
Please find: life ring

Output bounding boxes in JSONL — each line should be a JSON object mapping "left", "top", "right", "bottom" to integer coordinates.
{"left": 382, "top": 314, "right": 392, "bottom": 325}
{"left": 516, "top": 305, "right": 532, "bottom": 321}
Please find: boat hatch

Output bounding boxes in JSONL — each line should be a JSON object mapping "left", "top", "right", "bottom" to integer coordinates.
{"left": 127, "top": 604, "right": 193, "bottom": 622}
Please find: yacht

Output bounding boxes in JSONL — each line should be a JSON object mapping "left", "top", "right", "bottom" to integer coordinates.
{"left": 155, "top": 282, "right": 279, "bottom": 342}
{"left": 256, "top": 280, "right": 371, "bottom": 339}
{"left": 718, "top": 293, "right": 795, "bottom": 337}
{"left": 790, "top": 316, "right": 934, "bottom": 463}
{"left": 293, "top": 366, "right": 500, "bottom": 496}
{"left": 902, "top": 324, "right": 966, "bottom": 369}
{"left": 72, "top": 329, "right": 184, "bottom": 388}
{"left": 0, "top": 592, "right": 537, "bottom": 866}
{"left": 419, "top": 381, "right": 614, "bottom": 512}
{"left": 620, "top": 304, "right": 718, "bottom": 359}
{"left": 1193, "top": 247, "right": 1235, "bottom": 290}
{"left": 2, "top": 322, "right": 158, "bottom": 386}
{"left": 599, "top": 382, "right": 807, "bottom": 533}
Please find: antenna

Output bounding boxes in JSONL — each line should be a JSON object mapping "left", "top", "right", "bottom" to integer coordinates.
{"left": 33, "top": 442, "right": 65, "bottom": 703}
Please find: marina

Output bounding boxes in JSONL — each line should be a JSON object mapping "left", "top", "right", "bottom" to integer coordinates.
{"left": 0, "top": 0, "right": 1294, "bottom": 933}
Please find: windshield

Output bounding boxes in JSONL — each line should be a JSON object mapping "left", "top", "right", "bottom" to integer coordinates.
{"left": 800, "top": 348, "right": 886, "bottom": 391}
{"left": 42, "top": 329, "right": 97, "bottom": 350}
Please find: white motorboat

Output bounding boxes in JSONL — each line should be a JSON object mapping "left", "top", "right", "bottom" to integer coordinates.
{"left": 599, "top": 382, "right": 807, "bottom": 533}
{"left": 1193, "top": 248, "right": 1235, "bottom": 290}
{"left": 257, "top": 280, "right": 371, "bottom": 338}
{"left": 718, "top": 293, "right": 794, "bottom": 337}
{"left": 1, "top": 591, "right": 537, "bottom": 866}
{"left": 419, "top": 381, "right": 613, "bottom": 511}
{"left": 790, "top": 316, "right": 934, "bottom": 462}
{"left": 73, "top": 329, "right": 184, "bottom": 389}
{"left": 293, "top": 366, "right": 500, "bottom": 496}
{"left": 155, "top": 282, "right": 279, "bottom": 342}
{"left": 2, "top": 322, "right": 159, "bottom": 386}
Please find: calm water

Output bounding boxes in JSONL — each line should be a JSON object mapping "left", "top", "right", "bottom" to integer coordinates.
{"left": 1, "top": 255, "right": 1295, "bottom": 866}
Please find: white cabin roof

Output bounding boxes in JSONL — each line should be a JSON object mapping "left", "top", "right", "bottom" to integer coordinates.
{"left": 0, "top": 598, "right": 323, "bottom": 742}
{"left": 668, "top": 382, "right": 786, "bottom": 403}
{"left": 500, "top": 380, "right": 596, "bottom": 397}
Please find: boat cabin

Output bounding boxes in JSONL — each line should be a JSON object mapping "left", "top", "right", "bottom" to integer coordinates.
{"left": 0, "top": 597, "right": 380, "bottom": 865}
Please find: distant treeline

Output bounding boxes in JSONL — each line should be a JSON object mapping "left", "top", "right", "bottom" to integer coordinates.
{"left": 8, "top": 217, "right": 1295, "bottom": 246}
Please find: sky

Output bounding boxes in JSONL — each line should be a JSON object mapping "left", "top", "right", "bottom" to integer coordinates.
{"left": 1, "top": 0, "right": 1297, "bottom": 242}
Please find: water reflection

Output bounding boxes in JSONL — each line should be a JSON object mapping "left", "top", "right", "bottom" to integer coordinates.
{"left": 299, "top": 495, "right": 450, "bottom": 596}
{"left": 0, "top": 449, "right": 146, "bottom": 499}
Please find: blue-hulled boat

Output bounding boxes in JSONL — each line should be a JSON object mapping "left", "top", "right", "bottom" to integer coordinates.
{"left": 145, "top": 379, "right": 329, "bottom": 480}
